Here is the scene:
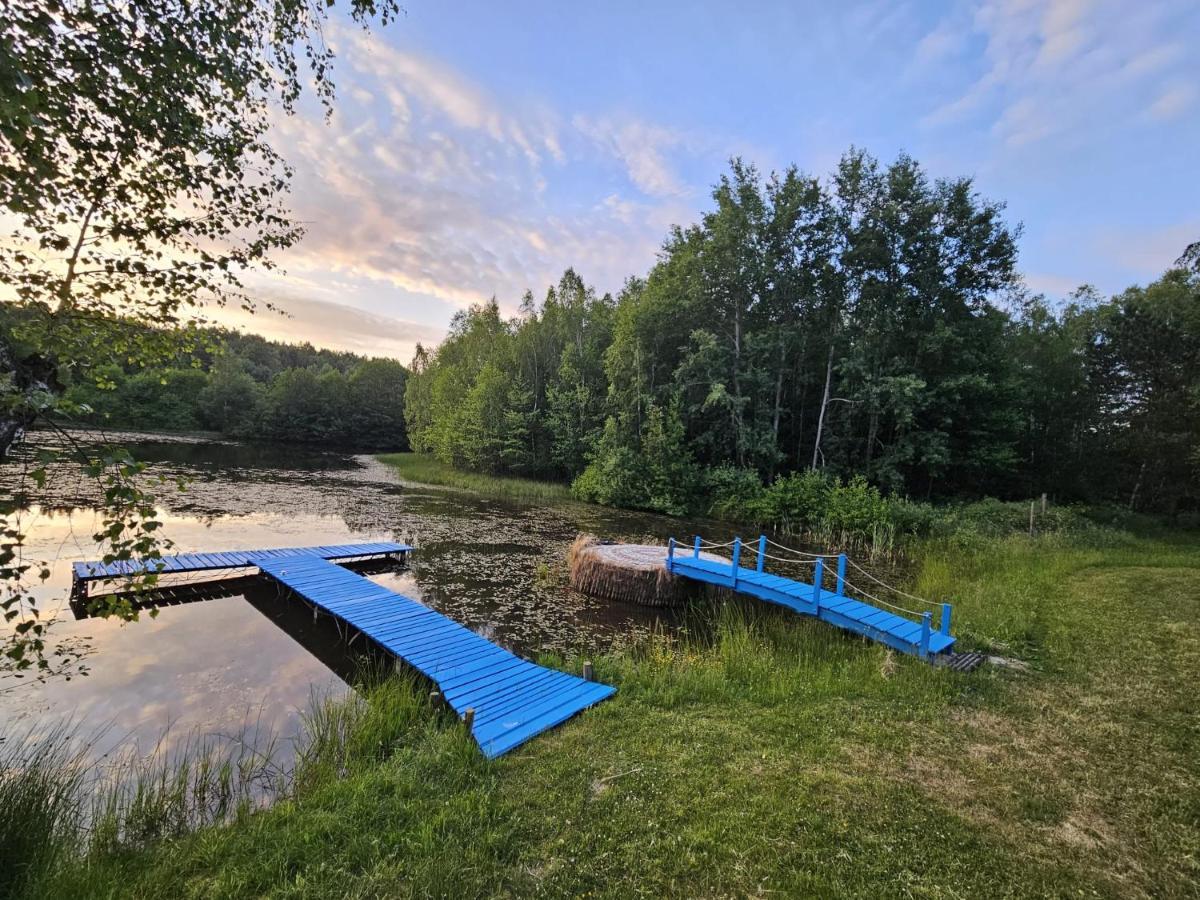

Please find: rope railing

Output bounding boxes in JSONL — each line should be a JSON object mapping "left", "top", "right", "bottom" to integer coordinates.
{"left": 837, "top": 578, "right": 928, "bottom": 619}
{"left": 673, "top": 533, "right": 943, "bottom": 621}
{"left": 845, "top": 558, "right": 936, "bottom": 609}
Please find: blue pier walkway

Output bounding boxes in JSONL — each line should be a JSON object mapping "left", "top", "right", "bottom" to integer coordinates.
{"left": 666, "top": 536, "right": 956, "bottom": 660}
{"left": 256, "top": 554, "right": 614, "bottom": 758}
{"left": 71, "top": 542, "right": 615, "bottom": 758}
{"left": 71, "top": 541, "right": 409, "bottom": 598}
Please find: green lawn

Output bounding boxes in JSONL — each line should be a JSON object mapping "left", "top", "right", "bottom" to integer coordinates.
{"left": 378, "top": 452, "right": 576, "bottom": 505}
{"left": 30, "top": 531, "right": 1200, "bottom": 897}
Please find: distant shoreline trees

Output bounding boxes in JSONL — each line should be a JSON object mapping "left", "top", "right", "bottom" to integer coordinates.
{"left": 56, "top": 327, "right": 409, "bottom": 451}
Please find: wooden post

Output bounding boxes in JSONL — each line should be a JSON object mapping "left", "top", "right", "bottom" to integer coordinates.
{"left": 464, "top": 708, "right": 476, "bottom": 730}
{"left": 836, "top": 554, "right": 847, "bottom": 596}
{"left": 1040, "top": 492, "right": 1047, "bottom": 514}
{"left": 583, "top": 661, "right": 594, "bottom": 681}
{"left": 429, "top": 690, "right": 442, "bottom": 708}
{"left": 756, "top": 534, "right": 767, "bottom": 573}
{"left": 812, "top": 558, "right": 824, "bottom": 608}
{"left": 667, "top": 537, "right": 675, "bottom": 569}
{"left": 920, "top": 612, "right": 932, "bottom": 659}
{"left": 1029, "top": 501, "right": 1035, "bottom": 537}
{"left": 731, "top": 538, "right": 742, "bottom": 588}
{"left": 940, "top": 602, "right": 952, "bottom": 636}
{"left": 693, "top": 535, "right": 701, "bottom": 558}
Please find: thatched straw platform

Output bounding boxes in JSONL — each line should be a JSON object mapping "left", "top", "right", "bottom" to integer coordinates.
{"left": 567, "top": 535, "right": 725, "bottom": 607}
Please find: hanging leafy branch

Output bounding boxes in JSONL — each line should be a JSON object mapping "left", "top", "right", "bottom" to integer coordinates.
{"left": 0, "top": 0, "right": 400, "bottom": 679}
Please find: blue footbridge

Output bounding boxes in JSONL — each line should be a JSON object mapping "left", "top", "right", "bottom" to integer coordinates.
{"left": 666, "top": 535, "right": 956, "bottom": 660}
{"left": 71, "top": 542, "right": 615, "bottom": 758}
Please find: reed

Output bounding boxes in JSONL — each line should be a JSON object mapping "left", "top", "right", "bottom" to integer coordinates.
{"left": 567, "top": 534, "right": 705, "bottom": 607}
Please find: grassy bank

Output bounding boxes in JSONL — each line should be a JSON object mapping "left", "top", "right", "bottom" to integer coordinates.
{"left": 378, "top": 452, "right": 575, "bottom": 505}
{"left": 10, "top": 529, "right": 1199, "bottom": 897}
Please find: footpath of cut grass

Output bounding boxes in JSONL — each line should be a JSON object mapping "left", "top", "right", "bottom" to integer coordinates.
{"left": 21, "top": 525, "right": 1197, "bottom": 898}
{"left": 378, "top": 451, "right": 575, "bottom": 505}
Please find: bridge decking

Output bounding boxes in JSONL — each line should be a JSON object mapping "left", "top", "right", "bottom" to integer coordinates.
{"left": 71, "top": 541, "right": 409, "bottom": 589}
{"left": 667, "top": 544, "right": 955, "bottom": 659}
{"left": 256, "top": 555, "right": 615, "bottom": 758}
{"left": 70, "top": 542, "right": 615, "bottom": 757}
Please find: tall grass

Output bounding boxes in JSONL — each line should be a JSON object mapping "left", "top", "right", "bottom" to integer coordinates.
{"left": 378, "top": 452, "right": 576, "bottom": 504}
{"left": 0, "top": 671, "right": 454, "bottom": 897}
{"left": 0, "top": 722, "right": 88, "bottom": 899}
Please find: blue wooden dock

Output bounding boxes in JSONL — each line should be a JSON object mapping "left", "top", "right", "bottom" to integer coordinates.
{"left": 666, "top": 535, "right": 955, "bottom": 660}
{"left": 255, "top": 554, "right": 614, "bottom": 757}
{"left": 71, "top": 543, "right": 615, "bottom": 757}
{"left": 71, "top": 541, "right": 409, "bottom": 593}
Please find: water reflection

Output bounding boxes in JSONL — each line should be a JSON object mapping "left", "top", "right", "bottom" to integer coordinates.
{"left": 1, "top": 431, "right": 705, "bottom": 759}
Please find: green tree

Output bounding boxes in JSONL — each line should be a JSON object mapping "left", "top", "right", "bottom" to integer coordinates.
{"left": 1, "top": 0, "right": 399, "bottom": 678}
{"left": 197, "top": 357, "right": 264, "bottom": 436}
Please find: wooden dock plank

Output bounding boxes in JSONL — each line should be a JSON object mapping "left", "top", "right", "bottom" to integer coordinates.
{"left": 254, "top": 553, "right": 614, "bottom": 758}
{"left": 72, "top": 541, "right": 411, "bottom": 584}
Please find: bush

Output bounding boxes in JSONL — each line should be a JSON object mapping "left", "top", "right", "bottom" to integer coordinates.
{"left": 703, "top": 465, "right": 766, "bottom": 521}
{"left": 761, "top": 470, "right": 834, "bottom": 531}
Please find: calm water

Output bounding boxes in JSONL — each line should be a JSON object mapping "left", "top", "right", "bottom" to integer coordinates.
{"left": 1, "top": 432, "right": 718, "bottom": 759}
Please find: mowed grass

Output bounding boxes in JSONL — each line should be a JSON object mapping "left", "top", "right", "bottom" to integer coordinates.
{"left": 26, "top": 531, "right": 1200, "bottom": 898}
{"left": 378, "top": 452, "right": 576, "bottom": 505}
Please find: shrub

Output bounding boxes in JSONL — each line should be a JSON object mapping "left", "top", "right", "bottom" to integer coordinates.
{"left": 703, "top": 465, "right": 766, "bottom": 521}
{"left": 761, "top": 470, "right": 834, "bottom": 531}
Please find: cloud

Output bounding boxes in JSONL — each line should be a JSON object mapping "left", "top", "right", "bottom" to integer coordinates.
{"left": 206, "top": 290, "right": 447, "bottom": 362}
{"left": 572, "top": 114, "right": 690, "bottom": 198}
{"left": 1093, "top": 220, "right": 1200, "bottom": 276}
{"left": 919, "top": 0, "right": 1199, "bottom": 147}
{"left": 1148, "top": 82, "right": 1196, "bottom": 121}
{"left": 247, "top": 24, "right": 708, "bottom": 339}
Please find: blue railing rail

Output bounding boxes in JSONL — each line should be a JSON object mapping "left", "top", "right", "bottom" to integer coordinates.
{"left": 667, "top": 533, "right": 953, "bottom": 654}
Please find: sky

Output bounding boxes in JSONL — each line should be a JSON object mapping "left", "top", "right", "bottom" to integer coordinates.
{"left": 222, "top": 0, "right": 1200, "bottom": 362}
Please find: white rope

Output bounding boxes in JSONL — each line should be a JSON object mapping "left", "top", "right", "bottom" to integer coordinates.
{"left": 846, "top": 559, "right": 936, "bottom": 608}
{"left": 838, "top": 578, "right": 928, "bottom": 619}
{"left": 763, "top": 537, "right": 841, "bottom": 559}
{"left": 754, "top": 550, "right": 819, "bottom": 566}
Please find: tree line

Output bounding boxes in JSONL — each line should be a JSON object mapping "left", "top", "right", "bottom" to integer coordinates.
{"left": 404, "top": 149, "right": 1200, "bottom": 520}
{"left": 58, "top": 328, "right": 408, "bottom": 450}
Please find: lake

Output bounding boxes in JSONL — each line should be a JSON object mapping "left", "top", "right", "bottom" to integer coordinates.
{"left": 1, "top": 431, "right": 719, "bottom": 761}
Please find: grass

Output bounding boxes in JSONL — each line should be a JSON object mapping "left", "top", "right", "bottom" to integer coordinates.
{"left": 7, "top": 529, "right": 1199, "bottom": 897}
{"left": 377, "top": 452, "right": 576, "bottom": 505}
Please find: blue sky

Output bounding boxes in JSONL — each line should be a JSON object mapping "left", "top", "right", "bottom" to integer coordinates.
{"left": 224, "top": 0, "right": 1200, "bottom": 361}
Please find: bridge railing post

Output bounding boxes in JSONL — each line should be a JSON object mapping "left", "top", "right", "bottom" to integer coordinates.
{"left": 835, "top": 553, "right": 847, "bottom": 596}
{"left": 693, "top": 535, "right": 701, "bottom": 558}
{"left": 920, "top": 611, "right": 932, "bottom": 659}
{"left": 812, "top": 558, "right": 824, "bottom": 609}
{"left": 667, "top": 537, "right": 675, "bottom": 570}
{"left": 731, "top": 538, "right": 742, "bottom": 587}
{"left": 940, "top": 602, "right": 952, "bottom": 636}
{"left": 756, "top": 535, "right": 766, "bottom": 573}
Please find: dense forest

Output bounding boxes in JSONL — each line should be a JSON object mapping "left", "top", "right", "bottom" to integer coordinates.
{"left": 404, "top": 149, "right": 1200, "bottom": 522}
{"left": 54, "top": 328, "right": 408, "bottom": 450}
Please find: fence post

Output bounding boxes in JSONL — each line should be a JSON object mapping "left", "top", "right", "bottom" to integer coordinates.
{"left": 667, "top": 537, "right": 675, "bottom": 569}
{"left": 812, "top": 557, "right": 824, "bottom": 608}
{"left": 920, "top": 612, "right": 932, "bottom": 659}
{"left": 836, "top": 553, "right": 847, "bottom": 596}
{"left": 940, "top": 602, "right": 952, "bottom": 636}
{"left": 693, "top": 535, "right": 701, "bottom": 558}
{"left": 756, "top": 535, "right": 767, "bottom": 573}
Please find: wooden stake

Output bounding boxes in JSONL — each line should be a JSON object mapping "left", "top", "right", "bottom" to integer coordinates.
{"left": 464, "top": 708, "right": 475, "bottom": 730}
{"left": 429, "top": 690, "right": 442, "bottom": 708}
{"left": 1029, "top": 500, "right": 1035, "bottom": 537}
{"left": 583, "top": 661, "right": 594, "bottom": 681}
{"left": 1041, "top": 492, "right": 1047, "bottom": 514}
